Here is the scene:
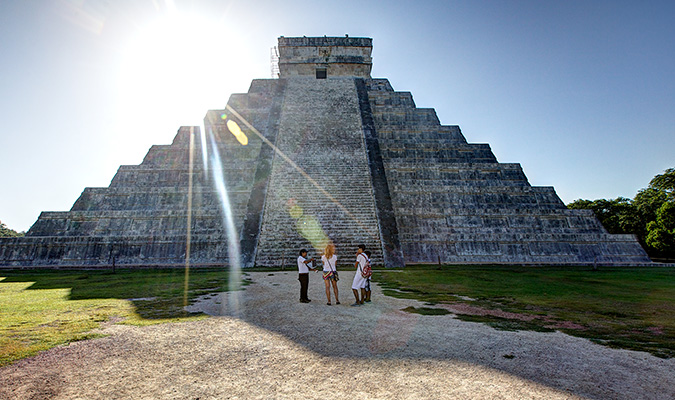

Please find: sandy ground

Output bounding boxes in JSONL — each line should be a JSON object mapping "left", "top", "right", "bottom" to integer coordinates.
{"left": 0, "top": 270, "right": 673, "bottom": 400}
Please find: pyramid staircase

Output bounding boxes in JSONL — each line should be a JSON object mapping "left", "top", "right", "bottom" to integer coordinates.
{"left": 254, "top": 77, "right": 383, "bottom": 267}
{"left": 0, "top": 35, "right": 652, "bottom": 268}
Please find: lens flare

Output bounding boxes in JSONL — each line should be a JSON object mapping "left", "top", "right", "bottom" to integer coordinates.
{"left": 296, "top": 214, "right": 330, "bottom": 251}
{"left": 183, "top": 126, "right": 195, "bottom": 308}
{"left": 289, "top": 203, "right": 303, "bottom": 219}
{"left": 286, "top": 199, "right": 330, "bottom": 252}
{"left": 227, "top": 120, "right": 248, "bottom": 145}
{"left": 211, "top": 137, "right": 242, "bottom": 316}
{"left": 191, "top": 104, "right": 382, "bottom": 315}
{"left": 225, "top": 104, "right": 380, "bottom": 240}
{"left": 200, "top": 126, "right": 209, "bottom": 180}
{"left": 195, "top": 121, "right": 243, "bottom": 316}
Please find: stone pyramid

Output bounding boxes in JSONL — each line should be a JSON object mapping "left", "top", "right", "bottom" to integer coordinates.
{"left": 0, "top": 36, "right": 651, "bottom": 268}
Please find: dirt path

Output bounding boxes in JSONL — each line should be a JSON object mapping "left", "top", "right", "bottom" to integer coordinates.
{"left": 1, "top": 270, "right": 672, "bottom": 399}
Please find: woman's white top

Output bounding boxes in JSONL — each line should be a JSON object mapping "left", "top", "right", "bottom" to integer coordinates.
{"left": 321, "top": 255, "right": 337, "bottom": 272}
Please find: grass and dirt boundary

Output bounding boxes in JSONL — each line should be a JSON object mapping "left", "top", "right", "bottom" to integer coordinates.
{"left": 377, "top": 265, "right": 674, "bottom": 358}
{"left": 1, "top": 265, "right": 672, "bottom": 367}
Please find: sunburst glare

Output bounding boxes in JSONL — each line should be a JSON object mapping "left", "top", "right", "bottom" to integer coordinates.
{"left": 117, "top": 11, "right": 250, "bottom": 150}
{"left": 203, "top": 126, "right": 242, "bottom": 316}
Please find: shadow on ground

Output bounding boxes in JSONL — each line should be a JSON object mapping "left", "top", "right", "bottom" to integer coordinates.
{"left": 0, "top": 268, "right": 241, "bottom": 319}
{"left": 2, "top": 269, "right": 674, "bottom": 399}
{"left": 187, "top": 270, "right": 674, "bottom": 400}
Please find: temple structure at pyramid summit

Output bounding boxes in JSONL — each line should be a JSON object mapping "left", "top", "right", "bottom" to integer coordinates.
{"left": 0, "top": 36, "right": 652, "bottom": 268}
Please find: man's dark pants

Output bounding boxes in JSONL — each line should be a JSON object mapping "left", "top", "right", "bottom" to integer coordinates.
{"left": 298, "top": 273, "right": 309, "bottom": 301}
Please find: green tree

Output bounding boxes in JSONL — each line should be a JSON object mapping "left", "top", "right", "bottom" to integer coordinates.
{"left": 642, "top": 168, "right": 675, "bottom": 258}
{"left": 0, "top": 221, "right": 25, "bottom": 237}
{"left": 649, "top": 167, "right": 675, "bottom": 199}
{"left": 567, "top": 197, "right": 637, "bottom": 234}
{"left": 632, "top": 187, "right": 667, "bottom": 241}
{"left": 646, "top": 201, "right": 675, "bottom": 255}
{"left": 568, "top": 167, "right": 675, "bottom": 260}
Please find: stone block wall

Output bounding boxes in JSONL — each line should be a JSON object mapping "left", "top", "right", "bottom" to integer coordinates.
{"left": 0, "top": 36, "right": 652, "bottom": 268}
{"left": 362, "top": 78, "right": 651, "bottom": 265}
{"left": 0, "top": 79, "right": 284, "bottom": 267}
{"left": 254, "top": 77, "right": 383, "bottom": 267}
{"left": 278, "top": 36, "right": 372, "bottom": 78}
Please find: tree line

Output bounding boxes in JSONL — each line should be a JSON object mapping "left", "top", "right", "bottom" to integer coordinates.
{"left": 568, "top": 167, "right": 675, "bottom": 261}
{"left": 0, "top": 221, "right": 25, "bottom": 237}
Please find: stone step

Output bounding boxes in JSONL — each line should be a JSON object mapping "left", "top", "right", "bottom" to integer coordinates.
{"left": 254, "top": 78, "right": 383, "bottom": 267}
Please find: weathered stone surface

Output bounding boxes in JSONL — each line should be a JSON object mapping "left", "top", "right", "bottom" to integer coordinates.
{"left": 363, "top": 78, "right": 650, "bottom": 264}
{"left": 0, "top": 36, "right": 651, "bottom": 267}
{"left": 278, "top": 36, "right": 372, "bottom": 78}
{"left": 254, "top": 77, "right": 384, "bottom": 267}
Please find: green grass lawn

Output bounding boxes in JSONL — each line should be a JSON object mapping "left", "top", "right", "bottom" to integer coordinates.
{"left": 2, "top": 266, "right": 673, "bottom": 367}
{"left": 376, "top": 265, "right": 675, "bottom": 358}
{"left": 0, "top": 268, "right": 242, "bottom": 367}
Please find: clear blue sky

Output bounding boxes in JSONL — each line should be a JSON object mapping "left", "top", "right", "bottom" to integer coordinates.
{"left": 1, "top": 0, "right": 673, "bottom": 232}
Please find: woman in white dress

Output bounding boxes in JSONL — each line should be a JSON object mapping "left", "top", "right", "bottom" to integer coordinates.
{"left": 351, "top": 244, "right": 368, "bottom": 306}
{"left": 321, "top": 243, "right": 340, "bottom": 305}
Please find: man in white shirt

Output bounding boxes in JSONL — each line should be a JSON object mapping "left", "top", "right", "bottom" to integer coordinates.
{"left": 297, "top": 248, "right": 316, "bottom": 303}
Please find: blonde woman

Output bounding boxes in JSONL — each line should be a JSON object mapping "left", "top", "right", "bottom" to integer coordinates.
{"left": 321, "top": 243, "right": 340, "bottom": 305}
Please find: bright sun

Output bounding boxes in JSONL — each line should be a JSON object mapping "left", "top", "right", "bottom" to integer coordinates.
{"left": 118, "top": 11, "right": 250, "bottom": 137}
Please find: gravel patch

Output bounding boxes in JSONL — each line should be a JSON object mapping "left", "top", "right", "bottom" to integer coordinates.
{"left": 1, "top": 270, "right": 672, "bottom": 399}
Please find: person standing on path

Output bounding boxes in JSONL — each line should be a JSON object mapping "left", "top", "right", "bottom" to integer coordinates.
{"left": 321, "top": 243, "right": 340, "bottom": 305}
{"left": 297, "top": 249, "right": 316, "bottom": 303}
{"left": 351, "top": 244, "right": 368, "bottom": 306}
{"left": 363, "top": 250, "right": 372, "bottom": 303}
